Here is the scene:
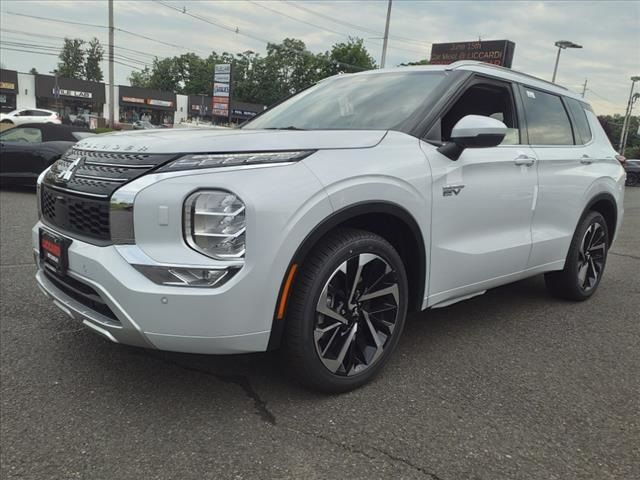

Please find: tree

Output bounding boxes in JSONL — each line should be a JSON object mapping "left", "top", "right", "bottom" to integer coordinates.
{"left": 29, "top": 67, "right": 38, "bottom": 75}
{"left": 324, "top": 37, "right": 376, "bottom": 75}
{"left": 128, "top": 66, "right": 152, "bottom": 88}
{"left": 598, "top": 114, "right": 640, "bottom": 156}
{"left": 84, "top": 38, "right": 104, "bottom": 82}
{"left": 57, "top": 38, "right": 85, "bottom": 79}
{"left": 399, "top": 59, "right": 430, "bottom": 66}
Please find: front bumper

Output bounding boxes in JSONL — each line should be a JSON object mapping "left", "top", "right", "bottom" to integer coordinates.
{"left": 33, "top": 223, "right": 271, "bottom": 354}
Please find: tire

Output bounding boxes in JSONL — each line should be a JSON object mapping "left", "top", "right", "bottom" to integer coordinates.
{"left": 545, "top": 211, "right": 609, "bottom": 301}
{"left": 283, "top": 228, "right": 409, "bottom": 393}
{"left": 626, "top": 172, "right": 639, "bottom": 187}
{"left": 0, "top": 119, "right": 13, "bottom": 125}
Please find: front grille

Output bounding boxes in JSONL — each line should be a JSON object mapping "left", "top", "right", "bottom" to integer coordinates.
{"left": 44, "top": 149, "right": 176, "bottom": 198}
{"left": 41, "top": 186, "right": 110, "bottom": 240}
{"left": 44, "top": 268, "right": 120, "bottom": 324}
{"left": 41, "top": 148, "right": 176, "bottom": 242}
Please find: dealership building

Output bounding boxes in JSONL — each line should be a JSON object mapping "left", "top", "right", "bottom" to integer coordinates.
{"left": 0, "top": 69, "right": 265, "bottom": 126}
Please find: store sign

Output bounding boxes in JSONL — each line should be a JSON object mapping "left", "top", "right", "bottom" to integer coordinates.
{"left": 232, "top": 109, "right": 258, "bottom": 118}
{"left": 213, "top": 83, "right": 230, "bottom": 97}
{"left": 430, "top": 40, "right": 515, "bottom": 68}
{"left": 0, "top": 81, "right": 16, "bottom": 90}
{"left": 147, "top": 99, "right": 174, "bottom": 107}
{"left": 122, "top": 96, "right": 145, "bottom": 104}
{"left": 54, "top": 88, "right": 93, "bottom": 99}
{"left": 213, "top": 63, "right": 232, "bottom": 118}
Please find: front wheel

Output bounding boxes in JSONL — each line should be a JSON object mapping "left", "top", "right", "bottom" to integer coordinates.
{"left": 0, "top": 119, "right": 13, "bottom": 125}
{"left": 545, "top": 211, "right": 609, "bottom": 301}
{"left": 283, "top": 228, "right": 408, "bottom": 392}
{"left": 626, "top": 172, "right": 639, "bottom": 187}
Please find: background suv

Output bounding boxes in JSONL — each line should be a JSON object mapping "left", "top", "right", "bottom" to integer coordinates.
{"left": 0, "top": 108, "right": 61, "bottom": 126}
{"left": 33, "top": 61, "right": 625, "bottom": 392}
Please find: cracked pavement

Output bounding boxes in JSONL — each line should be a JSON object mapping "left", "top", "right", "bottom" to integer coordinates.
{"left": 1, "top": 187, "right": 638, "bottom": 480}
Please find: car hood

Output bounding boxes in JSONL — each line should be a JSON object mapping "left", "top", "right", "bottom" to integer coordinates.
{"left": 74, "top": 128, "right": 387, "bottom": 154}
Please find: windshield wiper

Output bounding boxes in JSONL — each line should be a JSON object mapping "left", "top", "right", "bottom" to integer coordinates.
{"left": 264, "top": 126, "right": 306, "bottom": 131}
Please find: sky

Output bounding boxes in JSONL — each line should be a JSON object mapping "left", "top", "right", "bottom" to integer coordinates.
{"left": 0, "top": 0, "right": 638, "bottom": 115}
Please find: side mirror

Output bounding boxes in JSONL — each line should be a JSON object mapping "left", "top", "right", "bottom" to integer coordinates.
{"left": 437, "top": 115, "right": 508, "bottom": 160}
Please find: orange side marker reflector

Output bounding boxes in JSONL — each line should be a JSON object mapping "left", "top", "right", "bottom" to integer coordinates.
{"left": 276, "top": 263, "right": 298, "bottom": 320}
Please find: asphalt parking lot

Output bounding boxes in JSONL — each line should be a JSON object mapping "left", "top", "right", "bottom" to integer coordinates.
{"left": 1, "top": 187, "right": 638, "bottom": 480}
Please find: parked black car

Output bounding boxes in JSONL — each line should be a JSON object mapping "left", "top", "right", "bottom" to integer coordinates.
{"left": 0, "top": 123, "right": 93, "bottom": 187}
{"left": 624, "top": 159, "right": 640, "bottom": 186}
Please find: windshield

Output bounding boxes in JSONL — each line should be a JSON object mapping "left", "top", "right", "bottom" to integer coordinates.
{"left": 244, "top": 71, "right": 446, "bottom": 131}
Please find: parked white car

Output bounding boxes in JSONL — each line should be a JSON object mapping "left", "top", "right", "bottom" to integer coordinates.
{"left": 33, "top": 61, "right": 625, "bottom": 392}
{"left": 1, "top": 108, "right": 61, "bottom": 126}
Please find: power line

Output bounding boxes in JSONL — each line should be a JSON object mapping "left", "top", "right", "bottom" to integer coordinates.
{"left": 0, "top": 46, "right": 142, "bottom": 71}
{"left": 0, "top": 28, "right": 164, "bottom": 60}
{"left": 247, "top": 0, "right": 425, "bottom": 55}
{"left": 152, "top": 0, "right": 272, "bottom": 44}
{"left": 0, "top": 38, "right": 151, "bottom": 67}
{"left": 4, "top": 11, "right": 205, "bottom": 53}
{"left": 285, "top": 0, "right": 430, "bottom": 49}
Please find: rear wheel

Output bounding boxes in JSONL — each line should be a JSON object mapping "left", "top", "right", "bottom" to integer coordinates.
{"left": 283, "top": 228, "right": 408, "bottom": 392}
{"left": 545, "top": 211, "right": 609, "bottom": 301}
{"left": 626, "top": 172, "right": 639, "bottom": 187}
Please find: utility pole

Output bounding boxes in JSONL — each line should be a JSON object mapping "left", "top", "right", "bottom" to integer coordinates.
{"left": 581, "top": 78, "right": 588, "bottom": 98}
{"left": 380, "top": 0, "right": 392, "bottom": 68}
{"left": 108, "top": 0, "right": 115, "bottom": 128}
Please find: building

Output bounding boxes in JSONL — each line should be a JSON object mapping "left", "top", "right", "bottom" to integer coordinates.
{"left": 1, "top": 69, "right": 265, "bottom": 127}
{"left": 0, "top": 69, "right": 19, "bottom": 113}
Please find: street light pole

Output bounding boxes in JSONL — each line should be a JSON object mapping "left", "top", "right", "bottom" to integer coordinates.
{"left": 619, "top": 76, "right": 640, "bottom": 154}
{"left": 551, "top": 40, "right": 582, "bottom": 83}
{"left": 380, "top": 0, "right": 392, "bottom": 68}
{"left": 108, "top": 0, "right": 115, "bottom": 128}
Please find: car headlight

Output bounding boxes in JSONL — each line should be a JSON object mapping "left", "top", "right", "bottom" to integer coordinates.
{"left": 184, "top": 190, "right": 246, "bottom": 259}
{"left": 158, "top": 150, "right": 314, "bottom": 172}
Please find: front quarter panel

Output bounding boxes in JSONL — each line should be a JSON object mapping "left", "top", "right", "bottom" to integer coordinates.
{"left": 302, "top": 131, "right": 432, "bottom": 305}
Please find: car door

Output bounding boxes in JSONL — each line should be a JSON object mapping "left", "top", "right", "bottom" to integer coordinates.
{"left": 0, "top": 126, "right": 45, "bottom": 182}
{"left": 519, "top": 87, "right": 602, "bottom": 268}
{"left": 424, "top": 77, "right": 538, "bottom": 306}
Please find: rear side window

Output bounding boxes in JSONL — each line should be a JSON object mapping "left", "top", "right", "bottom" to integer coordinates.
{"left": 34, "top": 110, "right": 52, "bottom": 116}
{"left": 565, "top": 98, "right": 593, "bottom": 144}
{"left": 521, "top": 88, "right": 574, "bottom": 145}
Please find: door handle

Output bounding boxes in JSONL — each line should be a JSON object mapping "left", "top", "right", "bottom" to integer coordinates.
{"left": 514, "top": 155, "right": 536, "bottom": 166}
{"left": 580, "top": 154, "right": 593, "bottom": 165}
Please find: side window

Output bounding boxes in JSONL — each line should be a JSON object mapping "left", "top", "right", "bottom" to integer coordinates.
{"left": 565, "top": 98, "right": 593, "bottom": 144}
{"left": 441, "top": 81, "right": 520, "bottom": 145}
{"left": 34, "top": 110, "right": 51, "bottom": 116}
{"left": 0, "top": 127, "right": 43, "bottom": 143}
{"left": 521, "top": 88, "right": 574, "bottom": 145}
{"left": 18, "top": 110, "right": 31, "bottom": 116}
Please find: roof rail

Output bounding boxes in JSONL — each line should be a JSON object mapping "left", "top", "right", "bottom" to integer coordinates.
{"left": 446, "top": 60, "right": 568, "bottom": 91}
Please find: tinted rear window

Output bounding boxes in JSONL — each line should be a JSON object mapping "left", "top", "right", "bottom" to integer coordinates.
{"left": 522, "top": 87, "right": 574, "bottom": 145}
{"left": 565, "top": 98, "right": 592, "bottom": 144}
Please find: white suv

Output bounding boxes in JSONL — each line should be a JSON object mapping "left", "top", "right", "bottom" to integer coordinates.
{"left": 1, "top": 108, "right": 61, "bottom": 126}
{"left": 33, "top": 61, "right": 625, "bottom": 392}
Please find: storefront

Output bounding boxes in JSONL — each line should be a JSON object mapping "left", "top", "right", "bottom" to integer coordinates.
{"left": 229, "top": 101, "right": 266, "bottom": 125}
{"left": 119, "top": 86, "right": 176, "bottom": 126}
{"left": 188, "top": 94, "right": 213, "bottom": 120}
{"left": 35, "top": 74, "right": 105, "bottom": 126}
{"left": 0, "top": 69, "right": 18, "bottom": 113}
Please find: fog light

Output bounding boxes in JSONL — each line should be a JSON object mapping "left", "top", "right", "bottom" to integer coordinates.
{"left": 133, "top": 265, "right": 237, "bottom": 287}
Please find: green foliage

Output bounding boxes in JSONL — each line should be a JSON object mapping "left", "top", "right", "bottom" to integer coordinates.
{"left": 29, "top": 67, "right": 38, "bottom": 75}
{"left": 128, "top": 66, "right": 152, "bottom": 88}
{"left": 126, "top": 37, "right": 376, "bottom": 106}
{"left": 324, "top": 37, "right": 377, "bottom": 75}
{"left": 598, "top": 114, "right": 640, "bottom": 157}
{"left": 84, "top": 38, "right": 104, "bottom": 82}
{"left": 399, "top": 59, "right": 430, "bottom": 66}
{"left": 57, "top": 38, "right": 85, "bottom": 79}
